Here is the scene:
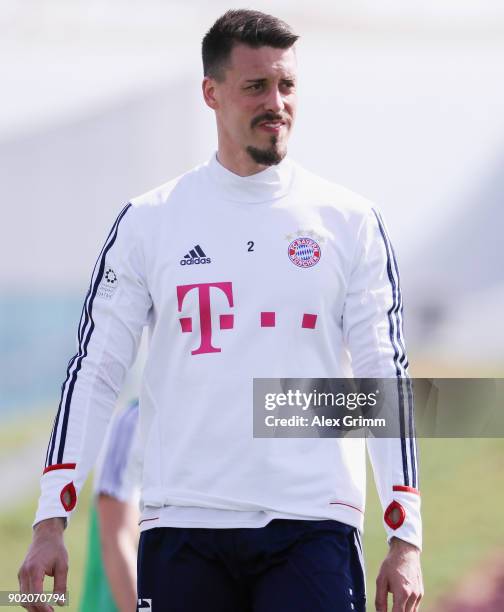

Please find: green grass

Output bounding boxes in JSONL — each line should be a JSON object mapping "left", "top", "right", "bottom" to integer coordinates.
{"left": 0, "top": 409, "right": 55, "bottom": 461}
{"left": 363, "top": 438, "right": 504, "bottom": 610}
{"left": 1, "top": 435, "right": 503, "bottom": 611}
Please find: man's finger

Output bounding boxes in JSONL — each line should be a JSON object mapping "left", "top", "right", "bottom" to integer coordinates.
{"left": 25, "top": 564, "right": 45, "bottom": 612}
{"left": 26, "top": 605, "right": 54, "bottom": 612}
{"left": 412, "top": 590, "right": 423, "bottom": 612}
{"left": 401, "top": 590, "right": 414, "bottom": 612}
{"left": 391, "top": 592, "right": 407, "bottom": 612}
{"left": 375, "top": 574, "right": 389, "bottom": 611}
{"left": 52, "top": 559, "right": 68, "bottom": 605}
{"left": 24, "top": 598, "right": 54, "bottom": 612}
{"left": 402, "top": 583, "right": 423, "bottom": 612}
{"left": 24, "top": 565, "right": 54, "bottom": 612}
{"left": 17, "top": 565, "right": 30, "bottom": 611}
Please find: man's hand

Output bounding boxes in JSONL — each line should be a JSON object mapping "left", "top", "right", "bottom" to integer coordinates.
{"left": 375, "top": 537, "right": 423, "bottom": 612}
{"left": 18, "top": 518, "right": 68, "bottom": 612}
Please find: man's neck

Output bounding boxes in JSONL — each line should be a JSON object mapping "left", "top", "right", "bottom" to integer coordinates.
{"left": 216, "top": 148, "right": 269, "bottom": 177}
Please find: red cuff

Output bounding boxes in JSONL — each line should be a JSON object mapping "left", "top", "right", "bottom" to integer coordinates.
{"left": 43, "top": 463, "right": 76, "bottom": 474}
{"left": 392, "top": 485, "right": 420, "bottom": 495}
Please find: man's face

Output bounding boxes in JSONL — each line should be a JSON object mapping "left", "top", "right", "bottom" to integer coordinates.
{"left": 204, "top": 44, "right": 297, "bottom": 170}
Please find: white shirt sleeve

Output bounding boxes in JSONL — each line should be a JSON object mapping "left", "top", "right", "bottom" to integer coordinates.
{"left": 34, "top": 204, "right": 151, "bottom": 525}
{"left": 343, "top": 206, "right": 422, "bottom": 550}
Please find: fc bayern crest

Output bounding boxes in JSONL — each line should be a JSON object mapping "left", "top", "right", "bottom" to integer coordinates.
{"left": 288, "top": 237, "right": 321, "bottom": 268}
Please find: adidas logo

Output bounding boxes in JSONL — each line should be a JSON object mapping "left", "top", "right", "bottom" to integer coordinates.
{"left": 180, "top": 244, "right": 211, "bottom": 266}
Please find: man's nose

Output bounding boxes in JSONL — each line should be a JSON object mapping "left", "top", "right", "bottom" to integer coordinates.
{"left": 264, "top": 86, "right": 285, "bottom": 114}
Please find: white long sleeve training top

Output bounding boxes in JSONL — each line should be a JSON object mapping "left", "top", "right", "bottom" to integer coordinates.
{"left": 36, "top": 153, "right": 421, "bottom": 549}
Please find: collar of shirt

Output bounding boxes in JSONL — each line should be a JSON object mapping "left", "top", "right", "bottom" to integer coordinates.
{"left": 206, "top": 151, "right": 295, "bottom": 204}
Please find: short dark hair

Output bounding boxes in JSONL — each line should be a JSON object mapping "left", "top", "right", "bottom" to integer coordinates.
{"left": 202, "top": 9, "right": 299, "bottom": 81}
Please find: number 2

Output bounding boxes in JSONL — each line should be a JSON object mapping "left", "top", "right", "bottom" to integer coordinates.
{"left": 247, "top": 241, "right": 254, "bottom": 252}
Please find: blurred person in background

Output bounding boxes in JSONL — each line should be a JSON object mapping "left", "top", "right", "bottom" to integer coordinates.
{"left": 19, "top": 9, "right": 422, "bottom": 612}
{"left": 80, "top": 399, "right": 140, "bottom": 612}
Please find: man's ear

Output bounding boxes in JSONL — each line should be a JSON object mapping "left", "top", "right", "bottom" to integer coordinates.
{"left": 202, "top": 77, "right": 219, "bottom": 110}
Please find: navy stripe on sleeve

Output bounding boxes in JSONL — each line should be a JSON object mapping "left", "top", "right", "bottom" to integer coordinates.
{"left": 46, "top": 203, "right": 132, "bottom": 468}
{"left": 376, "top": 212, "right": 417, "bottom": 488}
{"left": 372, "top": 209, "right": 417, "bottom": 488}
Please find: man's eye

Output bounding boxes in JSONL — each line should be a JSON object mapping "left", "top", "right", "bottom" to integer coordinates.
{"left": 247, "top": 83, "right": 263, "bottom": 91}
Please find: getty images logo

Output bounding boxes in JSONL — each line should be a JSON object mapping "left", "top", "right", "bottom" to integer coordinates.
{"left": 180, "top": 244, "right": 211, "bottom": 266}
{"left": 138, "top": 598, "right": 152, "bottom": 611}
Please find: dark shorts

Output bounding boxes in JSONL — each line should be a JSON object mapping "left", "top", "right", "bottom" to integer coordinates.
{"left": 137, "top": 519, "right": 366, "bottom": 611}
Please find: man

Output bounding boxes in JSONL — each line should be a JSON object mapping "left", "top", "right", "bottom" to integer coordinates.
{"left": 80, "top": 399, "right": 140, "bottom": 612}
{"left": 19, "top": 9, "right": 423, "bottom": 612}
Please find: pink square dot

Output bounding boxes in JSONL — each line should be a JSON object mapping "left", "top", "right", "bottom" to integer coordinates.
{"left": 179, "top": 317, "right": 192, "bottom": 333}
{"left": 220, "top": 314, "right": 234, "bottom": 330}
{"left": 261, "top": 312, "right": 276, "bottom": 327}
{"left": 302, "top": 313, "right": 317, "bottom": 329}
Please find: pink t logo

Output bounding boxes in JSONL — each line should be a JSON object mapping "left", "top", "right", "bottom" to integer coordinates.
{"left": 177, "top": 282, "right": 234, "bottom": 355}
